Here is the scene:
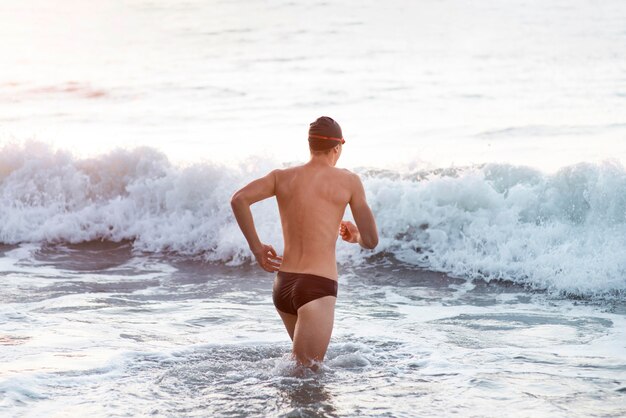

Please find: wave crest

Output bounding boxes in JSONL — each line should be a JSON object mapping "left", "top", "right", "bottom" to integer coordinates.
{"left": 1, "top": 142, "right": 625, "bottom": 298}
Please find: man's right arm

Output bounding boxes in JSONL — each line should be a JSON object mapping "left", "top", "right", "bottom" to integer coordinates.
{"left": 344, "top": 173, "right": 378, "bottom": 249}
{"left": 230, "top": 170, "right": 282, "bottom": 272}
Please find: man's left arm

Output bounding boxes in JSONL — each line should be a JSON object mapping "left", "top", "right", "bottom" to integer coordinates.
{"left": 230, "top": 170, "right": 282, "bottom": 272}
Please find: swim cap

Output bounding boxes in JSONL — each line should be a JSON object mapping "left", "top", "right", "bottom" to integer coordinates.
{"left": 308, "top": 116, "right": 345, "bottom": 151}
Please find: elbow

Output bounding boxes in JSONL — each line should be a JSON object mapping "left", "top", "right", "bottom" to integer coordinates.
{"left": 362, "top": 236, "right": 378, "bottom": 250}
{"left": 230, "top": 191, "right": 245, "bottom": 209}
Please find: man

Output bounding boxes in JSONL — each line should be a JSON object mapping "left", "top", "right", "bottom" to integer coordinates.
{"left": 230, "top": 116, "right": 378, "bottom": 368}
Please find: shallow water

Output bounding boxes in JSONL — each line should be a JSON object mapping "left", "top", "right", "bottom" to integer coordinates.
{"left": 1, "top": 243, "right": 624, "bottom": 417}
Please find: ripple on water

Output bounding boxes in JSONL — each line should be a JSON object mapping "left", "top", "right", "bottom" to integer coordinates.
{"left": 430, "top": 313, "right": 613, "bottom": 348}
{"left": 131, "top": 339, "right": 408, "bottom": 416}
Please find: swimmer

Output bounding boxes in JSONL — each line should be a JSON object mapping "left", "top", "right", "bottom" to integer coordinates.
{"left": 231, "top": 116, "right": 378, "bottom": 368}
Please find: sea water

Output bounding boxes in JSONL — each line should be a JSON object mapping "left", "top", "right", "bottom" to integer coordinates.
{"left": 2, "top": 0, "right": 626, "bottom": 169}
{"left": 0, "top": 149, "right": 625, "bottom": 417}
{"left": 1, "top": 0, "right": 626, "bottom": 416}
{"left": 0, "top": 243, "right": 625, "bottom": 417}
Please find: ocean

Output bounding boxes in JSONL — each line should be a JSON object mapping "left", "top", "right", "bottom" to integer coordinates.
{"left": 1, "top": 0, "right": 626, "bottom": 416}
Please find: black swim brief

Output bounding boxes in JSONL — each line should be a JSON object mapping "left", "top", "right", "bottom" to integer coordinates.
{"left": 272, "top": 271, "right": 338, "bottom": 315}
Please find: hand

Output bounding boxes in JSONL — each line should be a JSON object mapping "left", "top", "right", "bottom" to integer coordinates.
{"left": 339, "top": 220, "right": 360, "bottom": 244}
{"left": 252, "top": 243, "right": 282, "bottom": 273}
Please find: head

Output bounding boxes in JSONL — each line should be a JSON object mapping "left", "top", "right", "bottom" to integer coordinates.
{"left": 308, "top": 116, "right": 344, "bottom": 165}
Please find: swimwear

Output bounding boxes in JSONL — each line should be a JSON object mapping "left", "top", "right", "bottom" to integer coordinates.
{"left": 273, "top": 271, "right": 338, "bottom": 315}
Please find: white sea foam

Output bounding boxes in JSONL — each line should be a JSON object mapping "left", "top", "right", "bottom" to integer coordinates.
{"left": 355, "top": 161, "right": 626, "bottom": 298}
{"left": 1, "top": 143, "right": 625, "bottom": 298}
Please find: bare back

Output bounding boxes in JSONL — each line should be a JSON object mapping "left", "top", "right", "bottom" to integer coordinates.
{"left": 230, "top": 118, "right": 378, "bottom": 368}
{"left": 275, "top": 162, "right": 354, "bottom": 280}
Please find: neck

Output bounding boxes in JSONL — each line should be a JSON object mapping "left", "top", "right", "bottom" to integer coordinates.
{"left": 309, "top": 153, "right": 336, "bottom": 167}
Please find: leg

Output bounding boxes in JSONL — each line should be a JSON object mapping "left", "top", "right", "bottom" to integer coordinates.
{"left": 276, "top": 309, "right": 297, "bottom": 341}
{"left": 292, "top": 296, "right": 336, "bottom": 366}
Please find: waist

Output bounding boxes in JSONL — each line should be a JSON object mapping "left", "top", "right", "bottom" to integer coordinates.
{"left": 278, "top": 264, "right": 338, "bottom": 281}
{"left": 276, "top": 270, "right": 338, "bottom": 285}
{"left": 279, "top": 253, "right": 338, "bottom": 280}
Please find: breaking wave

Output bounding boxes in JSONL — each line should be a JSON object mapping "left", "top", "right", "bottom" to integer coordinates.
{"left": 1, "top": 142, "right": 625, "bottom": 299}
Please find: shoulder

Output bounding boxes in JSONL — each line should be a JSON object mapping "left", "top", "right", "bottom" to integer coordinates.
{"left": 334, "top": 168, "right": 362, "bottom": 184}
{"left": 271, "top": 166, "right": 297, "bottom": 179}
{"left": 271, "top": 166, "right": 302, "bottom": 186}
{"left": 331, "top": 167, "right": 356, "bottom": 177}
{"left": 330, "top": 168, "right": 363, "bottom": 194}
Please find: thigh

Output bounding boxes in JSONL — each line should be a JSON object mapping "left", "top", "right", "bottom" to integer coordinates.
{"left": 276, "top": 309, "right": 297, "bottom": 341}
{"left": 292, "top": 296, "right": 336, "bottom": 365}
